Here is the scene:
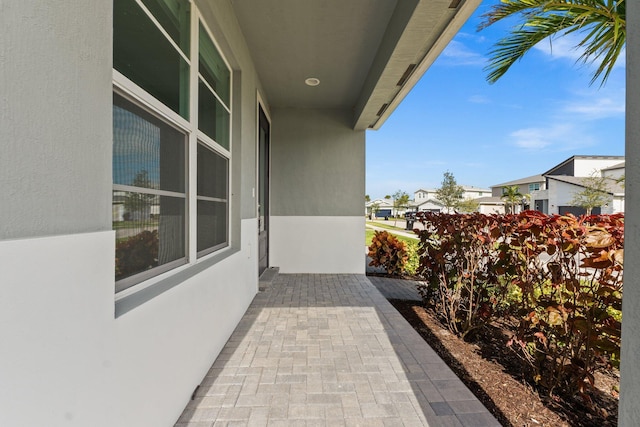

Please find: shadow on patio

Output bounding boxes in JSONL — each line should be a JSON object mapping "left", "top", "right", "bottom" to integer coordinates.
{"left": 175, "top": 274, "right": 501, "bottom": 426}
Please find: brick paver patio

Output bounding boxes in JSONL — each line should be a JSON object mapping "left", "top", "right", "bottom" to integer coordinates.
{"left": 175, "top": 274, "right": 499, "bottom": 427}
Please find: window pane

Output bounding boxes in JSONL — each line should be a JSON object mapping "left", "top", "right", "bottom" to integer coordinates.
{"left": 197, "top": 143, "right": 228, "bottom": 199}
{"left": 114, "top": 0, "right": 189, "bottom": 119}
{"left": 199, "top": 23, "right": 230, "bottom": 106}
{"left": 198, "top": 80, "right": 230, "bottom": 149}
{"left": 140, "top": 0, "right": 190, "bottom": 56}
{"left": 197, "top": 200, "right": 227, "bottom": 253}
{"left": 197, "top": 143, "right": 228, "bottom": 255}
{"left": 114, "top": 192, "right": 186, "bottom": 281}
{"left": 113, "top": 94, "right": 186, "bottom": 193}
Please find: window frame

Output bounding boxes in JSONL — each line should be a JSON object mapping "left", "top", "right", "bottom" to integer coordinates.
{"left": 113, "top": 0, "right": 233, "bottom": 296}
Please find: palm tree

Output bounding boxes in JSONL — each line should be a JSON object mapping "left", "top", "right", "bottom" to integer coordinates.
{"left": 501, "top": 185, "right": 524, "bottom": 214}
{"left": 479, "top": 0, "right": 626, "bottom": 86}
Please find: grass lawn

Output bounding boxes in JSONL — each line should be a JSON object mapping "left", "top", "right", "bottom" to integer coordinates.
{"left": 366, "top": 220, "right": 405, "bottom": 231}
{"left": 365, "top": 227, "right": 418, "bottom": 247}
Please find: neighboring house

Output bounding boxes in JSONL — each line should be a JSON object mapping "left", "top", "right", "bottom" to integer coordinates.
{"left": 491, "top": 174, "right": 546, "bottom": 198}
{"left": 534, "top": 175, "right": 624, "bottom": 216}
{"left": 602, "top": 161, "right": 626, "bottom": 180}
{"left": 365, "top": 198, "right": 393, "bottom": 217}
{"left": 531, "top": 156, "right": 625, "bottom": 215}
{"left": 475, "top": 197, "right": 506, "bottom": 214}
{"left": 413, "top": 186, "right": 491, "bottom": 213}
{"left": 1, "top": 1, "right": 485, "bottom": 426}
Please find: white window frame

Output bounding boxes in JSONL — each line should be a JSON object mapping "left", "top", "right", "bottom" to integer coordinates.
{"left": 113, "top": 0, "right": 233, "bottom": 297}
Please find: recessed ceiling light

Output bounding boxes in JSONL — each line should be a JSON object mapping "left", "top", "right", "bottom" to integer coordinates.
{"left": 305, "top": 77, "right": 320, "bottom": 87}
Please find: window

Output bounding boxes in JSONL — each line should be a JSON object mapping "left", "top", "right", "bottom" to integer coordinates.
{"left": 113, "top": 0, "right": 231, "bottom": 292}
{"left": 529, "top": 183, "right": 540, "bottom": 192}
{"left": 197, "top": 143, "right": 228, "bottom": 256}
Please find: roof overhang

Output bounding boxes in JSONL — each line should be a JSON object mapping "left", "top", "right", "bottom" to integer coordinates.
{"left": 230, "top": 0, "right": 481, "bottom": 130}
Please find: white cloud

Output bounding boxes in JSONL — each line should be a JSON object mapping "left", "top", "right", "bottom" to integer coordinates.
{"left": 440, "top": 40, "right": 486, "bottom": 66}
{"left": 509, "top": 124, "right": 595, "bottom": 151}
{"left": 564, "top": 97, "right": 625, "bottom": 119}
{"left": 533, "top": 32, "right": 626, "bottom": 69}
{"left": 468, "top": 95, "right": 491, "bottom": 104}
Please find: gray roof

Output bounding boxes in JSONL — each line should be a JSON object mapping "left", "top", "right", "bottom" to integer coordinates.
{"left": 475, "top": 196, "right": 505, "bottom": 204}
{"left": 601, "top": 161, "right": 625, "bottom": 171}
{"left": 491, "top": 174, "right": 545, "bottom": 188}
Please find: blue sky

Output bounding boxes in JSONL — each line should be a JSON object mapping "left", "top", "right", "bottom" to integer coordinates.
{"left": 365, "top": 0, "right": 626, "bottom": 199}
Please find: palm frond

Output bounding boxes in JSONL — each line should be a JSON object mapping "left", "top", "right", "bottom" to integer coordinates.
{"left": 479, "top": 0, "right": 626, "bottom": 86}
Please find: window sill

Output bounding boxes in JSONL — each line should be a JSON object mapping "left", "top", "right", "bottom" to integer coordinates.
{"left": 115, "top": 246, "right": 240, "bottom": 317}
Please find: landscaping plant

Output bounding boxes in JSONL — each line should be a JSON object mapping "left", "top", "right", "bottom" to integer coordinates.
{"left": 501, "top": 212, "right": 623, "bottom": 397}
{"left": 415, "top": 210, "right": 624, "bottom": 400}
{"left": 367, "top": 230, "right": 408, "bottom": 275}
{"left": 415, "top": 212, "right": 507, "bottom": 338}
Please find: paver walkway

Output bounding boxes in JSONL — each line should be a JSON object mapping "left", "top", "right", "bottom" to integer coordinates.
{"left": 367, "top": 276, "right": 422, "bottom": 302}
{"left": 175, "top": 274, "right": 499, "bottom": 427}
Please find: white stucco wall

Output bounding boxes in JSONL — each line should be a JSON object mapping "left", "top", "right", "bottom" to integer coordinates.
{"left": 573, "top": 158, "right": 624, "bottom": 177}
{"left": 620, "top": 2, "right": 640, "bottom": 425}
{"left": 270, "top": 216, "right": 364, "bottom": 274}
{"left": 478, "top": 204, "right": 505, "bottom": 215}
{"left": 0, "top": 221, "right": 259, "bottom": 427}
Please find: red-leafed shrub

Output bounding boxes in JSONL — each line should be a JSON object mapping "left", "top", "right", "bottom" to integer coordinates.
{"left": 415, "top": 212, "right": 509, "bottom": 338}
{"left": 415, "top": 210, "right": 624, "bottom": 399}
{"left": 368, "top": 230, "right": 408, "bottom": 275}
{"left": 500, "top": 212, "right": 623, "bottom": 396}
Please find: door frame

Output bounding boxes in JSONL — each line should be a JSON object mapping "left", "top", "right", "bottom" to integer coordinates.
{"left": 256, "top": 92, "right": 271, "bottom": 276}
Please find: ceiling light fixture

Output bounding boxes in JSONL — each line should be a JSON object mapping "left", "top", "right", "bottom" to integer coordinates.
{"left": 305, "top": 77, "right": 320, "bottom": 87}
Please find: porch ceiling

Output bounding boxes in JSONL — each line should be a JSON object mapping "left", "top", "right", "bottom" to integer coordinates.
{"left": 230, "top": 0, "right": 481, "bottom": 130}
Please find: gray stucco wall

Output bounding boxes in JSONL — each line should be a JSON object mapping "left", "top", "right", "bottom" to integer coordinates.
{"left": 0, "top": 1, "right": 113, "bottom": 240}
{"left": 620, "top": 1, "right": 640, "bottom": 425}
{"left": 270, "top": 108, "right": 365, "bottom": 217}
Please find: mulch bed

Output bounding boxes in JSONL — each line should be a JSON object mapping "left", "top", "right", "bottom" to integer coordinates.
{"left": 388, "top": 298, "right": 620, "bottom": 427}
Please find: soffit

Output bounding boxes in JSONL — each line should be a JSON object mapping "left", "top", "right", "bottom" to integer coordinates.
{"left": 230, "top": 0, "right": 481, "bottom": 130}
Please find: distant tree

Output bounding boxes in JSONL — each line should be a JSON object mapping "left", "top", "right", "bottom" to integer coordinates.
{"left": 436, "top": 171, "right": 464, "bottom": 213}
{"left": 124, "top": 170, "right": 155, "bottom": 220}
{"left": 501, "top": 185, "right": 523, "bottom": 214}
{"left": 457, "top": 198, "right": 480, "bottom": 213}
{"left": 479, "top": 0, "right": 626, "bottom": 87}
{"left": 384, "top": 195, "right": 391, "bottom": 200}
{"left": 392, "top": 190, "right": 410, "bottom": 226}
{"left": 570, "top": 173, "right": 613, "bottom": 215}
{"left": 365, "top": 194, "right": 371, "bottom": 203}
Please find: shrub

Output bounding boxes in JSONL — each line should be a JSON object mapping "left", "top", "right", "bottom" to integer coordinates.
{"left": 415, "top": 212, "right": 507, "bottom": 338}
{"left": 404, "top": 241, "right": 419, "bottom": 276}
{"left": 367, "top": 230, "right": 408, "bottom": 275}
{"left": 414, "top": 210, "right": 624, "bottom": 399}
{"left": 502, "top": 212, "right": 623, "bottom": 396}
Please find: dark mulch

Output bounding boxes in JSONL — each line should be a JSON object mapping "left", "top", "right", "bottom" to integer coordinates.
{"left": 388, "top": 298, "right": 619, "bottom": 427}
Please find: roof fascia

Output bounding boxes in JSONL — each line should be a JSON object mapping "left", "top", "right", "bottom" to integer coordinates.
{"left": 353, "top": 0, "right": 481, "bottom": 130}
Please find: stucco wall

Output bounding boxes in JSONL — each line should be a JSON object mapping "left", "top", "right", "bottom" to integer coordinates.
{"left": 0, "top": 1, "right": 264, "bottom": 426}
{"left": 0, "top": 1, "right": 113, "bottom": 239}
{"left": 620, "top": 1, "right": 640, "bottom": 425}
{"left": 271, "top": 108, "right": 365, "bottom": 217}
{"left": 573, "top": 158, "right": 624, "bottom": 177}
{"left": 269, "top": 108, "right": 365, "bottom": 273}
